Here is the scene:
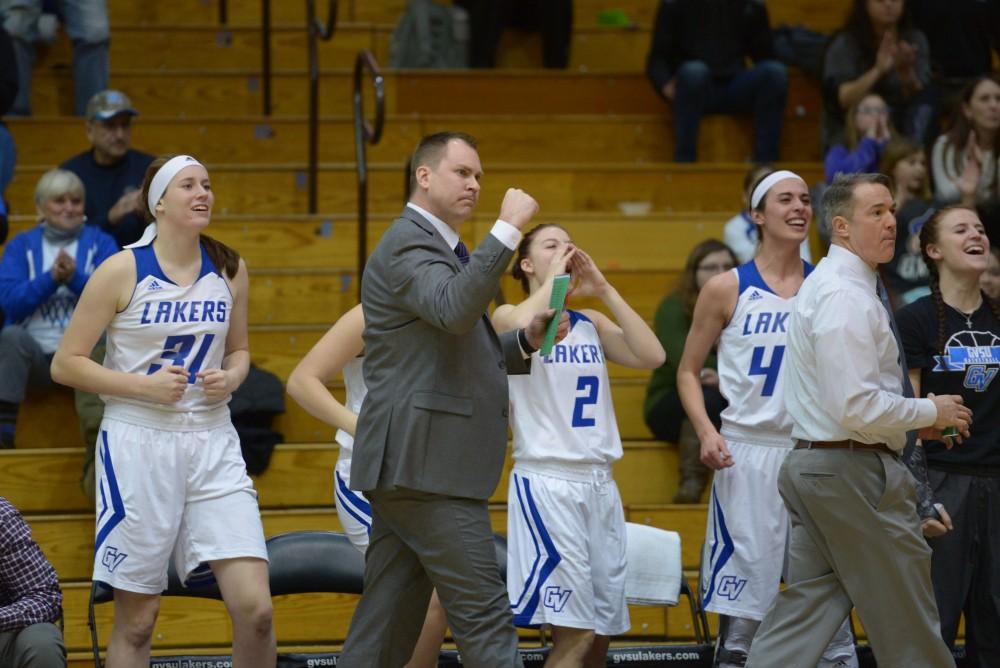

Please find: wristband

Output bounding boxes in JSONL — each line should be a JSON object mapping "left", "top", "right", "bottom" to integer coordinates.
{"left": 518, "top": 328, "right": 537, "bottom": 355}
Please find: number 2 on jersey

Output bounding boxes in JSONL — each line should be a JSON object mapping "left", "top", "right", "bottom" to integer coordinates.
{"left": 572, "top": 375, "right": 599, "bottom": 427}
{"left": 148, "top": 334, "right": 215, "bottom": 383}
{"left": 748, "top": 345, "right": 785, "bottom": 397}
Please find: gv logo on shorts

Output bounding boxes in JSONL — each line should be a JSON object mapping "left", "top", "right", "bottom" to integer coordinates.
{"left": 717, "top": 575, "right": 748, "bottom": 601}
{"left": 543, "top": 586, "right": 572, "bottom": 612}
{"left": 102, "top": 546, "right": 128, "bottom": 572}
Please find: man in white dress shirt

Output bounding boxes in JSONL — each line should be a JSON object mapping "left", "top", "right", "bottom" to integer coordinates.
{"left": 745, "top": 173, "right": 972, "bottom": 668}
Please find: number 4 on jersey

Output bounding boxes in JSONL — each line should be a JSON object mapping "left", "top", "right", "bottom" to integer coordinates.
{"left": 748, "top": 345, "right": 785, "bottom": 397}
{"left": 148, "top": 334, "right": 215, "bottom": 383}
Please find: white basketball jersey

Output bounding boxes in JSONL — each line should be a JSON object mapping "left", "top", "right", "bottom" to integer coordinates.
{"left": 509, "top": 311, "right": 622, "bottom": 465}
{"left": 335, "top": 355, "right": 367, "bottom": 460}
{"left": 102, "top": 243, "right": 233, "bottom": 413}
{"left": 717, "top": 261, "right": 812, "bottom": 443}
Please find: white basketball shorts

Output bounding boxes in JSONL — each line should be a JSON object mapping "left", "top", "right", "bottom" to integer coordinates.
{"left": 93, "top": 415, "right": 268, "bottom": 594}
{"left": 507, "top": 462, "right": 630, "bottom": 635}
{"left": 700, "top": 438, "right": 793, "bottom": 620}
{"left": 334, "top": 458, "right": 372, "bottom": 554}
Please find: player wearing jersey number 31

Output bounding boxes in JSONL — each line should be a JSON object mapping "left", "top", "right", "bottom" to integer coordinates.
{"left": 51, "top": 154, "right": 274, "bottom": 668}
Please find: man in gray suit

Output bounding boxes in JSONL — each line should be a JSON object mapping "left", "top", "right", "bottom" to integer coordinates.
{"left": 339, "top": 131, "right": 567, "bottom": 667}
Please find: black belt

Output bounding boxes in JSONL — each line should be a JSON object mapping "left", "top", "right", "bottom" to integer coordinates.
{"left": 794, "top": 439, "right": 895, "bottom": 455}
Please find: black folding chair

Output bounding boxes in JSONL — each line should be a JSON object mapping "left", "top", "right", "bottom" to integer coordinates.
{"left": 265, "top": 530, "right": 365, "bottom": 596}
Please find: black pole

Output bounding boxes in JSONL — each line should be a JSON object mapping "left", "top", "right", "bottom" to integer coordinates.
{"left": 352, "top": 51, "right": 385, "bottom": 302}
{"left": 261, "top": 0, "right": 271, "bottom": 116}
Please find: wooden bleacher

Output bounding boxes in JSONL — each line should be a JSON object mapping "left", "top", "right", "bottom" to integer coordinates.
{"left": 1, "top": 0, "right": 856, "bottom": 663}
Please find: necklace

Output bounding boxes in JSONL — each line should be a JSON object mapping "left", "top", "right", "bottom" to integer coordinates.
{"left": 946, "top": 302, "right": 977, "bottom": 329}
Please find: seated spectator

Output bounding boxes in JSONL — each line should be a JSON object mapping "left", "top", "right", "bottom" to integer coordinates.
{"left": 931, "top": 75, "right": 1000, "bottom": 218}
{"left": 60, "top": 90, "right": 154, "bottom": 247}
{"left": 645, "top": 0, "right": 787, "bottom": 163}
{"left": 983, "top": 246, "right": 1000, "bottom": 299}
{"left": 822, "top": 0, "right": 935, "bottom": 148}
{"left": 0, "top": 496, "right": 65, "bottom": 668}
{"left": 882, "top": 137, "right": 932, "bottom": 305}
{"left": 454, "top": 0, "right": 572, "bottom": 69}
{"left": 824, "top": 93, "right": 894, "bottom": 183}
{"left": 911, "top": 0, "right": 1000, "bottom": 112}
{"left": 0, "top": 169, "right": 116, "bottom": 448}
{"left": 0, "top": 26, "right": 16, "bottom": 244}
{"left": 725, "top": 164, "right": 812, "bottom": 264}
{"left": 644, "top": 239, "right": 736, "bottom": 503}
{"left": 1, "top": 0, "right": 109, "bottom": 116}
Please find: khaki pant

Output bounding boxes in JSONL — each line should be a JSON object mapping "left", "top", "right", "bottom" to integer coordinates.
{"left": 746, "top": 448, "right": 954, "bottom": 668}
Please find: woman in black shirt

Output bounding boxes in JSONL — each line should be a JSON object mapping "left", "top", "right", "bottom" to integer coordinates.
{"left": 896, "top": 205, "right": 1000, "bottom": 665}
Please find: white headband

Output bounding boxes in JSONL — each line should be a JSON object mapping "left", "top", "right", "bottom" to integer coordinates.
{"left": 147, "top": 155, "right": 205, "bottom": 215}
{"left": 750, "top": 170, "right": 805, "bottom": 210}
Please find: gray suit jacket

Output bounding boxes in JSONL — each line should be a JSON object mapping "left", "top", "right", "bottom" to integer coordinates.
{"left": 351, "top": 207, "right": 530, "bottom": 500}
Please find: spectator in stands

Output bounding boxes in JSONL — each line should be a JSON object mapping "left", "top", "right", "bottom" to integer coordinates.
{"left": 825, "top": 93, "right": 894, "bottom": 183}
{"left": 1, "top": 0, "right": 108, "bottom": 116}
{"left": 454, "top": 0, "right": 572, "bottom": 68}
{"left": 0, "top": 496, "right": 65, "bottom": 668}
{"left": 911, "top": 0, "right": 1000, "bottom": 113}
{"left": 0, "top": 169, "right": 116, "bottom": 448}
{"left": 645, "top": 0, "right": 788, "bottom": 163}
{"left": 726, "top": 165, "right": 812, "bottom": 264}
{"left": 930, "top": 75, "right": 1000, "bottom": 244}
{"left": 61, "top": 90, "right": 154, "bottom": 248}
{"left": 0, "top": 26, "right": 16, "bottom": 244}
{"left": 896, "top": 206, "right": 1000, "bottom": 666}
{"left": 644, "top": 239, "right": 737, "bottom": 504}
{"left": 822, "top": 0, "right": 934, "bottom": 149}
{"left": 983, "top": 246, "right": 1000, "bottom": 299}
{"left": 881, "top": 137, "right": 932, "bottom": 305}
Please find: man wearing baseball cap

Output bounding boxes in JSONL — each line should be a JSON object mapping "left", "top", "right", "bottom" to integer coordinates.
{"left": 60, "top": 89, "right": 154, "bottom": 248}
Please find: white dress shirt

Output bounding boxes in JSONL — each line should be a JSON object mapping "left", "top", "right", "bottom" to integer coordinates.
{"left": 406, "top": 203, "right": 522, "bottom": 252}
{"left": 784, "top": 244, "right": 937, "bottom": 451}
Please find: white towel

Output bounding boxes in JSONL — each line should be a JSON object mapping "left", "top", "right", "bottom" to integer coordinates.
{"left": 624, "top": 522, "right": 683, "bottom": 606}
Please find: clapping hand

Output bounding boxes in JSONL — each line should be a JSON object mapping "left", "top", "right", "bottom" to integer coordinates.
{"left": 895, "top": 39, "right": 918, "bottom": 78}
{"left": 875, "top": 31, "right": 897, "bottom": 75}
{"left": 51, "top": 249, "right": 75, "bottom": 283}
{"left": 954, "top": 131, "right": 983, "bottom": 202}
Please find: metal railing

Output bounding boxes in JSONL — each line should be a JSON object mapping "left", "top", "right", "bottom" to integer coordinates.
{"left": 261, "top": 0, "right": 271, "bottom": 115}
{"left": 306, "top": 0, "right": 339, "bottom": 213}
{"left": 352, "top": 50, "right": 386, "bottom": 299}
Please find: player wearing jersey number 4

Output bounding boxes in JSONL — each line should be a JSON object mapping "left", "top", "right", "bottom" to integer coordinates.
{"left": 677, "top": 171, "right": 857, "bottom": 668}
{"left": 51, "top": 155, "right": 274, "bottom": 668}
{"left": 492, "top": 225, "right": 665, "bottom": 667}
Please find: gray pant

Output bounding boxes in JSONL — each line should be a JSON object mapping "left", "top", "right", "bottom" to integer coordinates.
{"left": 0, "top": 623, "right": 65, "bottom": 668}
{"left": 746, "top": 448, "right": 954, "bottom": 668}
{"left": 339, "top": 488, "right": 522, "bottom": 668}
{"left": 0, "top": 325, "right": 54, "bottom": 404}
